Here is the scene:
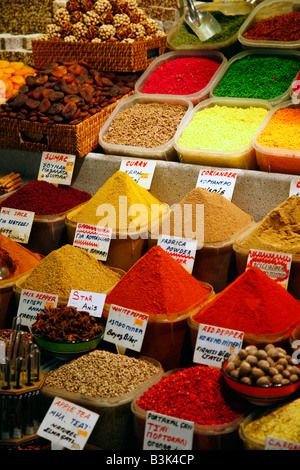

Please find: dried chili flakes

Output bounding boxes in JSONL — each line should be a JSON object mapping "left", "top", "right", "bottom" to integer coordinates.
{"left": 32, "top": 306, "right": 103, "bottom": 342}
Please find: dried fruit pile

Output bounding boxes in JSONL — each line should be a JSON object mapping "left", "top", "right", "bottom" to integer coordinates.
{"left": 0, "top": 60, "right": 36, "bottom": 104}
{"left": 43, "top": 0, "right": 166, "bottom": 43}
{"left": 0, "top": 61, "right": 138, "bottom": 125}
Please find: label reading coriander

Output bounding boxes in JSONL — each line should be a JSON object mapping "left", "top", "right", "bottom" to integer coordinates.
{"left": 196, "top": 169, "right": 238, "bottom": 201}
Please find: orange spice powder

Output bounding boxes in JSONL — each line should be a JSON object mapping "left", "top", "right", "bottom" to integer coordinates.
{"left": 256, "top": 108, "right": 300, "bottom": 150}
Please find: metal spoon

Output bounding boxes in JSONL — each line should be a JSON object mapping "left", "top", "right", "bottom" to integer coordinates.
{"left": 0, "top": 267, "right": 9, "bottom": 280}
{"left": 185, "top": 0, "right": 221, "bottom": 42}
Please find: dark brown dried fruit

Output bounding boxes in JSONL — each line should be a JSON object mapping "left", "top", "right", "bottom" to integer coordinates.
{"left": 25, "top": 76, "right": 36, "bottom": 87}
{"left": 18, "top": 84, "right": 30, "bottom": 95}
{"left": 32, "top": 86, "right": 45, "bottom": 101}
{"left": 53, "top": 115, "right": 64, "bottom": 123}
{"left": 67, "top": 64, "right": 86, "bottom": 76}
{"left": 48, "top": 102, "right": 64, "bottom": 115}
{"left": 49, "top": 91, "right": 64, "bottom": 102}
{"left": 61, "top": 82, "right": 79, "bottom": 95}
{"left": 35, "top": 75, "right": 49, "bottom": 86}
{"left": 79, "top": 88, "right": 93, "bottom": 103}
{"left": 62, "top": 102, "right": 77, "bottom": 120}
{"left": 11, "top": 94, "right": 28, "bottom": 108}
{"left": 38, "top": 98, "right": 51, "bottom": 114}
{"left": 42, "top": 88, "right": 53, "bottom": 99}
{"left": 50, "top": 65, "right": 68, "bottom": 78}
{"left": 64, "top": 95, "right": 85, "bottom": 105}
{"left": 62, "top": 73, "right": 76, "bottom": 83}
{"left": 26, "top": 98, "right": 40, "bottom": 110}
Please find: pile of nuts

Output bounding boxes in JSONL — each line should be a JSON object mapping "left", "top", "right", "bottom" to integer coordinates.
{"left": 0, "top": 61, "right": 138, "bottom": 125}
{"left": 224, "top": 344, "right": 300, "bottom": 386}
{"left": 42, "top": 0, "right": 166, "bottom": 43}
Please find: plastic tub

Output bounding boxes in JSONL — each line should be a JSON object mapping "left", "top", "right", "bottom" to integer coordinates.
{"left": 167, "top": 1, "right": 254, "bottom": 58}
{"left": 40, "top": 356, "right": 163, "bottom": 450}
{"left": 131, "top": 369, "right": 245, "bottom": 450}
{"left": 239, "top": 412, "right": 268, "bottom": 450}
{"left": 233, "top": 223, "right": 300, "bottom": 300}
{"left": 102, "top": 285, "right": 214, "bottom": 371}
{"left": 238, "top": 0, "right": 300, "bottom": 51}
{"left": 134, "top": 50, "right": 227, "bottom": 106}
{"left": 173, "top": 97, "right": 271, "bottom": 168}
{"left": 99, "top": 94, "right": 193, "bottom": 161}
{"left": 210, "top": 49, "right": 300, "bottom": 107}
{"left": 253, "top": 100, "right": 300, "bottom": 175}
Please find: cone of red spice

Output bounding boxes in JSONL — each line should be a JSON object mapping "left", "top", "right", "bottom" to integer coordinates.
{"left": 192, "top": 266, "right": 300, "bottom": 336}
{"left": 105, "top": 245, "right": 212, "bottom": 316}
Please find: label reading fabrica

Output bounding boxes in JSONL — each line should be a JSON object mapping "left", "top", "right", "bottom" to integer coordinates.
{"left": 143, "top": 411, "right": 194, "bottom": 451}
{"left": 0, "top": 207, "right": 35, "bottom": 243}
{"left": 17, "top": 289, "right": 58, "bottom": 327}
{"left": 119, "top": 159, "right": 156, "bottom": 189}
{"left": 67, "top": 290, "right": 106, "bottom": 318}
{"left": 104, "top": 304, "right": 148, "bottom": 352}
{"left": 265, "top": 436, "right": 300, "bottom": 451}
{"left": 196, "top": 169, "right": 238, "bottom": 201}
{"left": 193, "top": 324, "right": 244, "bottom": 368}
{"left": 158, "top": 235, "right": 197, "bottom": 274}
{"left": 289, "top": 177, "right": 300, "bottom": 197}
{"left": 246, "top": 249, "right": 292, "bottom": 289}
{"left": 37, "top": 397, "right": 99, "bottom": 451}
{"left": 73, "top": 223, "right": 112, "bottom": 261}
{"left": 38, "top": 151, "right": 75, "bottom": 185}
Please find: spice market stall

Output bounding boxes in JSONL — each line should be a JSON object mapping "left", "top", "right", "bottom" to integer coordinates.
{"left": 0, "top": 0, "right": 300, "bottom": 453}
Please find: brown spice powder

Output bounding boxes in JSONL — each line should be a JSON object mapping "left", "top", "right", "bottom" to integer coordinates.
{"left": 103, "top": 102, "right": 187, "bottom": 148}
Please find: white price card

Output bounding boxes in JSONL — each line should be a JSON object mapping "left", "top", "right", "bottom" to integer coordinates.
{"left": 0, "top": 207, "right": 34, "bottom": 243}
{"left": 38, "top": 151, "right": 75, "bottom": 185}
{"left": 158, "top": 235, "right": 197, "bottom": 273}
{"left": 289, "top": 177, "right": 300, "bottom": 197}
{"left": 246, "top": 249, "right": 292, "bottom": 289}
{"left": 265, "top": 436, "right": 300, "bottom": 450}
{"left": 73, "top": 223, "right": 112, "bottom": 261}
{"left": 143, "top": 411, "right": 194, "bottom": 451}
{"left": 196, "top": 169, "right": 238, "bottom": 201}
{"left": 193, "top": 324, "right": 244, "bottom": 368}
{"left": 17, "top": 289, "right": 58, "bottom": 327}
{"left": 119, "top": 158, "right": 156, "bottom": 189}
{"left": 104, "top": 304, "right": 148, "bottom": 352}
{"left": 67, "top": 290, "right": 106, "bottom": 318}
{"left": 37, "top": 397, "right": 99, "bottom": 451}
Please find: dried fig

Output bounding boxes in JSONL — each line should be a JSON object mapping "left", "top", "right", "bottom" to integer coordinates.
{"left": 49, "top": 91, "right": 64, "bottom": 102}
{"left": 38, "top": 98, "right": 51, "bottom": 114}
{"left": 26, "top": 98, "right": 40, "bottom": 110}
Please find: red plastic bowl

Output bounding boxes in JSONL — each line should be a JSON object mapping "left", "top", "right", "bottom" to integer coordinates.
{"left": 222, "top": 361, "right": 300, "bottom": 406}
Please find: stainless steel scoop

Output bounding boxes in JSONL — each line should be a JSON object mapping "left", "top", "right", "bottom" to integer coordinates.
{"left": 0, "top": 267, "right": 9, "bottom": 280}
{"left": 184, "top": 0, "right": 221, "bottom": 42}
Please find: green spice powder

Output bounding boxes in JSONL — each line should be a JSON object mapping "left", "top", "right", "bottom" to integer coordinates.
{"left": 170, "top": 12, "right": 249, "bottom": 47}
{"left": 214, "top": 55, "right": 300, "bottom": 100}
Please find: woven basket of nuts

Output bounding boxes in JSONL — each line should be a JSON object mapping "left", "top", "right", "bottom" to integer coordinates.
{"left": 31, "top": 1, "right": 167, "bottom": 72}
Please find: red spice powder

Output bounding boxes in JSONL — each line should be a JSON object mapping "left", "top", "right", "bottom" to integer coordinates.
{"left": 142, "top": 57, "right": 220, "bottom": 95}
{"left": 136, "top": 365, "right": 247, "bottom": 426}
{"left": 0, "top": 180, "right": 91, "bottom": 215}
{"left": 192, "top": 266, "right": 300, "bottom": 335}
{"left": 106, "top": 245, "right": 211, "bottom": 315}
{"left": 243, "top": 11, "right": 300, "bottom": 42}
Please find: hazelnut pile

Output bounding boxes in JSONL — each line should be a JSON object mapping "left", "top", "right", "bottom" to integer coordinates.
{"left": 225, "top": 344, "right": 300, "bottom": 387}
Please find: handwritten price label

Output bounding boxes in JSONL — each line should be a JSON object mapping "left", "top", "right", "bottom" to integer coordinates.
{"left": 289, "top": 177, "right": 300, "bottom": 197}
{"left": 0, "top": 207, "right": 34, "bottom": 243}
{"left": 193, "top": 324, "right": 244, "bottom": 368}
{"left": 67, "top": 290, "right": 106, "bottom": 318}
{"left": 73, "top": 223, "right": 112, "bottom": 261}
{"left": 158, "top": 235, "right": 197, "bottom": 273}
{"left": 17, "top": 289, "right": 58, "bottom": 327}
{"left": 246, "top": 249, "right": 292, "bottom": 289}
{"left": 119, "top": 159, "right": 156, "bottom": 189}
{"left": 196, "top": 169, "right": 238, "bottom": 201}
{"left": 38, "top": 152, "right": 75, "bottom": 185}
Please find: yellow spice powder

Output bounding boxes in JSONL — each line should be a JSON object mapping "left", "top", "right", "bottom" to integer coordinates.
{"left": 245, "top": 399, "right": 300, "bottom": 443}
{"left": 67, "top": 170, "right": 168, "bottom": 232}
{"left": 240, "top": 195, "right": 300, "bottom": 255}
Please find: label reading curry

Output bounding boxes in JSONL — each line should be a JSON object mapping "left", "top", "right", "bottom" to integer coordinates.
{"left": 0, "top": 207, "right": 34, "bottom": 244}
{"left": 119, "top": 158, "right": 156, "bottom": 189}
{"left": 38, "top": 151, "right": 75, "bottom": 185}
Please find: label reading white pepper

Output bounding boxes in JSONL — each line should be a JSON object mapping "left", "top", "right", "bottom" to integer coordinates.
{"left": 0, "top": 207, "right": 34, "bottom": 243}
{"left": 38, "top": 151, "right": 75, "bottom": 185}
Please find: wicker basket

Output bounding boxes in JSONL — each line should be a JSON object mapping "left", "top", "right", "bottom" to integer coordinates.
{"left": 0, "top": 93, "right": 132, "bottom": 158}
{"left": 31, "top": 36, "right": 167, "bottom": 72}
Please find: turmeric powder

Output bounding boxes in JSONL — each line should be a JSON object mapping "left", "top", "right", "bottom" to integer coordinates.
{"left": 67, "top": 171, "right": 169, "bottom": 232}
